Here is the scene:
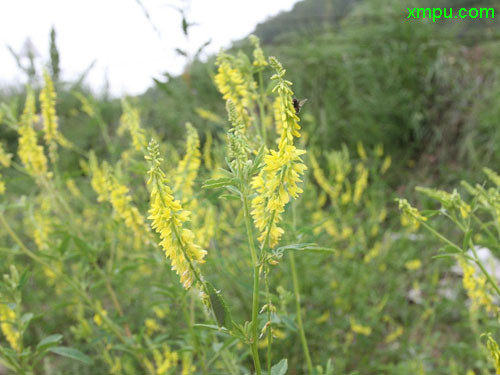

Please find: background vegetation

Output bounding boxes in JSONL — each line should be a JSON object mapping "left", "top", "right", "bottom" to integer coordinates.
{"left": 1, "top": 0, "right": 500, "bottom": 374}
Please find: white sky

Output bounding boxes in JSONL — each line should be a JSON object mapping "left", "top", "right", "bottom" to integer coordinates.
{"left": 0, "top": 0, "right": 300, "bottom": 96}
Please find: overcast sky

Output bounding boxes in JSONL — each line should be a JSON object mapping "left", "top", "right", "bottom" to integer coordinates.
{"left": 0, "top": 0, "right": 300, "bottom": 96}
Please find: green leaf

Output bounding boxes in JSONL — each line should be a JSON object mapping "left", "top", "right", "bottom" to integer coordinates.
{"left": 36, "top": 334, "right": 63, "bottom": 352}
{"left": 276, "top": 243, "right": 336, "bottom": 254}
{"left": 20, "top": 312, "right": 34, "bottom": 325}
{"left": 271, "top": 358, "right": 288, "bottom": 375}
{"left": 193, "top": 324, "right": 230, "bottom": 333}
{"left": 49, "top": 346, "right": 93, "bottom": 365}
{"left": 206, "top": 282, "right": 233, "bottom": 329}
{"left": 219, "top": 194, "right": 240, "bottom": 201}
{"left": 202, "top": 178, "right": 235, "bottom": 189}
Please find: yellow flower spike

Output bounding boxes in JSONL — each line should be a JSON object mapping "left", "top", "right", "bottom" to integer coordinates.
{"left": 181, "top": 352, "right": 196, "bottom": 375}
{"left": 146, "top": 139, "right": 206, "bottom": 290}
{"left": 89, "top": 152, "right": 111, "bottom": 202}
{"left": 396, "top": 198, "right": 427, "bottom": 230}
{"left": 357, "top": 142, "right": 367, "bottom": 160}
{"left": 89, "top": 152, "right": 149, "bottom": 246}
{"left": 145, "top": 318, "right": 160, "bottom": 336}
{"left": 251, "top": 57, "right": 307, "bottom": 248}
{"left": 173, "top": 123, "right": 201, "bottom": 203}
{"left": 93, "top": 303, "right": 108, "bottom": 327}
{"left": 203, "top": 131, "right": 213, "bottom": 170}
{"left": 107, "top": 175, "right": 150, "bottom": 247}
{"left": 18, "top": 88, "right": 50, "bottom": 178}
{"left": 153, "top": 306, "right": 166, "bottom": 319}
{"left": 484, "top": 167, "right": 500, "bottom": 187}
{"left": 120, "top": 99, "right": 147, "bottom": 151}
{"left": 249, "top": 35, "right": 268, "bottom": 68}
{"left": 214, "top": 53, "right": 255, "bottom": 127}
{"left": 364, "top": 241, "right": 382, "bottom": 263}
{"left": 350, "top": 317, "right": 372, "bottom": 336}
{"left": 74, "top": 92, "right": 95, "bottom": 117}
{"left": 40, "top": 70, "right": 58, "bottom": 144}
{"left": 353, "top": 163, "right": 368, "bottom": 204}
{"left": 385, "top": 325, "right": 404, "bottom": 344}
{"left": 0, "top": 144, "right": 12, "bottom": 168}
{"left": 309, "top": 153, "right": 337, "bottom": 200}
{"left": 0, "top": 304, "right": 21, "bottom": 352}
{"left": 381, "top": 155, "right": 392, "bottom": 174}
{"left": 32, "top": 199, "right": 53, "bottom": 251}
{"left": 65, "top": 178, "right": 82, "bottom": 198}
{"left": 483, "top": 333, "right": 500, "bottom": 374}
{"left": 405, "top": 259, "right": 422, "bottom": 271}
{"left": 460, "top": 259, "right": 496, "bottom": 314}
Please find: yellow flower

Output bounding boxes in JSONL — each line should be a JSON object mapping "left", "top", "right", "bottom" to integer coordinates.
{"left": 145, "top": 318, "right": 160, "bottom": 336}
{"left": 195, "top": 107, "right": 224, "bottom": 125}
{"left": 119, "top": 99, "right": 147, "bottom": 151}
{"left": 214, "top": 53, "right": 256, "bottom": 127}
{"left": 483, "top": 333, "right": 500, "bottom": 374}
{"left": 108, "top": 175, "right": 150, "bottom": 247}
{"left": 357, "top": 142, "right": 367, "bottom": 160}
{"left": 40, "top": 70, "right": 58, "bottom": 146}
{"left": 353, "top": 163, "right": 368, "bottom": 204}
{"left": 309, "top": 153, "right": 338, "bottom": 200}
{"left": 32, "top": 199, "right": 53, "bottom": 250}
{"left": 484, "top": 167, "right": 500, "bottom": 187}
{"left": 397, "top": 198, "right": 427, "bottom": 230}
{"left": 0, "top": 304, "right": 21, "bottom": 351}
{"left": 89, "top": 152, "right": 111, "bottom": 202}
{"left": 250, "top": 35, "right": 268, "bottom": 68}
{"left": 65, "top": 178, "right": 82, "bottom": 198}
{"left": 364, "top": 241, "right": 382, "bottom": 263}
{"left": 181, "top": 352, "right": 196, "bottom": 375}
{"left": 0, "top": 144, "right": 12, "bottom": 167}
{"left": 460, "top": 259, "right": 496, "bottom": 314}
{"left": 153, "top": 306, "right": 166, "bottom": 319}
{"left": 146, "top": 139, "right": 206, "bottom": 289}
{"left": 18, "top": 88, "right": 49, "bottom": 178}
{"left": 350, "top": 317, "right": 372, "bottom": 336}
{"left": 385, "top": 325, "right": 404, "bottom": 344}
{"left": 74, "top": 92, "right": 95, "bottom": 117}
{"left": 203, "top": 131, "right": 213, "bottom": 170}
{"left": 381, "top": 155, "right": 391, "bottom": 174}
{"left": 315, "top": 311, "right": 330, "bottom": 324}
{"left": 93, "top": 307, "right": 108, "bottom": 327}
{"left": 405, "top": 259, "right": 422, "bottom": 271}
{"left": 173, "top": 123, "right": 201, "bottom": 203}
{"left": 89, "top": 153, "right": 149, "bottom": 246}
{"left": 145, "top": 344, "right": 180, "bottom": 375}
{"left": 252, "top": 146, "right": 306, "bottom": 247}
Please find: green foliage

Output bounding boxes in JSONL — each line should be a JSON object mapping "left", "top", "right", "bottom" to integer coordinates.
{"left": 1, "top": 0, "right": 500, "bottom": 374}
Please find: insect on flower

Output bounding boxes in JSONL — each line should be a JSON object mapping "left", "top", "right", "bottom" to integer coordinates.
{"left": 293, "top": 97, "right": 308, "bottom": 114}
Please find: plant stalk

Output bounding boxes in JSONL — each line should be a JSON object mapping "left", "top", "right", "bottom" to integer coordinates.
{"left": 242, "top": 192, "right": 262, "bottom": 375}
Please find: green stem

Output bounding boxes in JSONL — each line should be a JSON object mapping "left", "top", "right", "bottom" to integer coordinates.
{"left": 242, "top": 192, "right": 262, "bottom": 375}
{"left": 289, "top": 252, "right": 313, "bottom": 375}
{"left": 290, "top": 202, "right": 313, "bottom": 375}
{"left": 265, "top": 268, "right": 272, "bottom": 374}
{"left": 420, "top": 221, "right": 463, "bottom": 253}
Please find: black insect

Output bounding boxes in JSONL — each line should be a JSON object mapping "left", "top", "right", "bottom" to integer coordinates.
{"left": 293, "top": 98, "right": 308, "bottom": 114}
